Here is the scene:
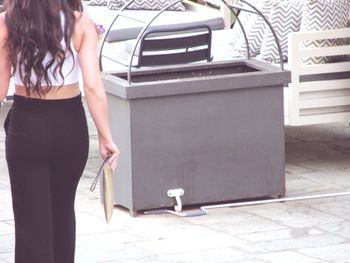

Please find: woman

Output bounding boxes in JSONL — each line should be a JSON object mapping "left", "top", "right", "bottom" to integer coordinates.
{"left": 0, "top": 0, "right": 120, "bottom": 262}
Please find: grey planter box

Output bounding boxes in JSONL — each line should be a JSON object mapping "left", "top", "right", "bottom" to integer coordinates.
{"left": 102, "top": 60, "right": 291, "bottom": 215}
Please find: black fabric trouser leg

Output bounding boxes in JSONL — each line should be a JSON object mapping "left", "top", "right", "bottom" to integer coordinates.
{"left": 4, "top": 94, "right": 89, "bottom": 263}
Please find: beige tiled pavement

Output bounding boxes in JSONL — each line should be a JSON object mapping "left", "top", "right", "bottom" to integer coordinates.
{"left": 1, "top": 100, "right": 350, "bottom": 263}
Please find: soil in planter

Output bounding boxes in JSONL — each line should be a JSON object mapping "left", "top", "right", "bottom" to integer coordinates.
{"left": 115, "top": 64, "right": 258, "bottom": 83}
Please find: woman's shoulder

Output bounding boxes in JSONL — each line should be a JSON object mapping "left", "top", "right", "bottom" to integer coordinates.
{"left": 0, "top": 12, "right": 6, "bottom": 24}
{"left": 0, "top": 12, "right": 8, "bottom": 38}
{"left": 72, "top": 11, "right": 97, "bottom": 52}
{"left": 74, "top": 11, "right": 95, "bottom": 33}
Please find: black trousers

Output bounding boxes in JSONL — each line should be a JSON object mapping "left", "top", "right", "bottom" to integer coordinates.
{"left": 4, "top": 94, "right": 89, "bottom": 263}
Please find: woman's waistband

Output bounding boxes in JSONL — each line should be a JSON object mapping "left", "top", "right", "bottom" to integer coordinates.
{"left": 12, "top": 94, "right": 84, "bottom": 113}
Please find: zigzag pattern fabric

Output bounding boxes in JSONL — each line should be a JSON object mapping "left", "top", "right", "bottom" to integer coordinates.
{"left": 231, "top": 1, "right": 255, "bottom": 54}
{"left": 259, "top": 0, "right": 303, "bottom": 63}
{"left": 232, "top": 0, "right": 274, "bottom": 57}
{"left": 300, "top": 0, "right": 350, "bottom": 64}
{"left": 108, "top": 0, "right": 185, "bottom": 11}
{"left": 88, "top": 0, "right": 107, "bottom": 6}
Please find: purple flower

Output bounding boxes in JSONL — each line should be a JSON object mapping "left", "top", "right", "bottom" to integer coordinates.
{"left": 94, "top": 22, "right": 106, "bottom": 36}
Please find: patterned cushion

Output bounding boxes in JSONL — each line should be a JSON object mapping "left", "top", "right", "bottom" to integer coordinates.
{"left": 88, "top": 0, "right": 107, "bottom": 6}
{"left": 259, "top": 0, "right": 304, "bottom": 63}
{"left": 300, "top": 0, "right": 350, "bottom": 64}
{"left": 107, "top": 0, "right": 186, "bottom": 11}
{"left": 231, "top": 0, "right": 274, "bottom": 57}
{"left": 202, "top": 0, "right": 221, "bottom": 9}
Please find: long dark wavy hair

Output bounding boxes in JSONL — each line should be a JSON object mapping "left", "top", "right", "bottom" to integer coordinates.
{"left": 4, "top": 0, "right": 83, "bottom": 97}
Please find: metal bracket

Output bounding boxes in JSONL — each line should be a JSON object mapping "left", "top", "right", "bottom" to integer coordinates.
{"left": 167, "top": 188, "right": 184, "bottom": 212}
{"left": 143, "top": 188, "right": 207, "bottom": 217}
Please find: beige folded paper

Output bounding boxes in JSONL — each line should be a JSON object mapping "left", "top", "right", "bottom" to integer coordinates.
{"left": 90, "top": 157, "right": 115, "bottom": 223}
{"left": 101, "top": 162, "right": 114, "bottom": 223}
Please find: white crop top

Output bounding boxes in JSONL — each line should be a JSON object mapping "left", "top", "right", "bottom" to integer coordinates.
{"left": 13, "top": 12, "right": 80, "bottom": 87}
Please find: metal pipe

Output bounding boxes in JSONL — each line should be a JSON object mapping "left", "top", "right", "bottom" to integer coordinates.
{"left": 200, "top": 191, "right": 350, "bottom": 212}
{"left": 144, "top": 191, "right": 350, "bottom": 217}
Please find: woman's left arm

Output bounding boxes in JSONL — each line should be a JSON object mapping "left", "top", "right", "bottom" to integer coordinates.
{"left": 0, "top": 13, "right": 12, "bottom": 102}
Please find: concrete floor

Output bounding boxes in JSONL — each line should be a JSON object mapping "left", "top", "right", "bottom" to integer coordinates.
{"left": 1, "top": 100, "right": 350, "bottom": 263}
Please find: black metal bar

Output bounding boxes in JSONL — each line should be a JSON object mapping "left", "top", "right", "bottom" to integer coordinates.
{"left": 140, "top": 25, "right": 211, "bottom": 50}
{"left": 142, "top": 33, "right": 210, "bottom": 51}
{"left": 139, "top": 49, "right": 211, "bottom": 67}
